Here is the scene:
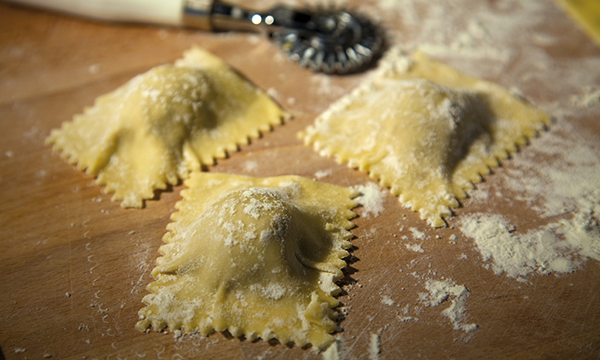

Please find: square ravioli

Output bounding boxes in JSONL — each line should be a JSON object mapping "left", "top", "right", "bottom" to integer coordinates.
{"left": 136, "top": 173, "right": 358, "bottom": 350}
{"left": 300, "top": 48, "right": 550, "bottom": 227}
{"left": 46, "top": 46, "right": 287, "bottom": 208}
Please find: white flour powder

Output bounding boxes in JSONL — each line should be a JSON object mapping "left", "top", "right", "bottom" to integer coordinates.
{"left": 421, "top": 279, "right": 478, "bottom": 333}
{"left": 369, "top": 333, "right": 380, "bottom": 360}
{"left": 459, "top": 119, "right": 600, "bottom": 278}
{"left": 405, "top": 243, "right": 424, "bottom": 253}
{"left": 409, "top": 227, "right": 426, "bottom": 240}
{"left": 353, "top": 183, "right": 387, "bottom": 218}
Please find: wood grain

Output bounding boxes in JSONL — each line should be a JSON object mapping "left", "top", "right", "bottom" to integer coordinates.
{"left": 1, "top": 1, "right": 599, "bottom": 359}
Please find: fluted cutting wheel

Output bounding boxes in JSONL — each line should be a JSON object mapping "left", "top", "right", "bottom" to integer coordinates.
{"left": 270, "top": 7, "right": 383, "bottom": 74}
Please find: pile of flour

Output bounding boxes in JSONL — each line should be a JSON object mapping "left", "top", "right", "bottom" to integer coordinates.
{"left": 459, "top": 119, "right": 600, "bottom": 278}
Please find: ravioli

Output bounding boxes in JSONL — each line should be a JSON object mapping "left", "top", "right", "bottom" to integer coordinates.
{"left": 300, "top": 49, "right": 550, "bottom": 227}
{"left": 46, "top": 47, "right": 286, "bottom": 208}
{"left": 136, "top": 173, "right": 357, "bottom": 349}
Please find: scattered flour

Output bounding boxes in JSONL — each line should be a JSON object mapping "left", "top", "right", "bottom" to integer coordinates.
{"left": 398, "top": 316, "right": 418, "bottom": 322}
{"left": 353, "top": 182, "right": 387, "bottom": 218}
{"left": 571, "top": 86, "right": 600, "bottom": 108}
{"left": 409, "top": 227, "right": 426, "bottom": 240}
{"left": 405, "top": 243, "right": 424, "bottom": 253}
{"left": 369, "top": 333, "right": 380, "bottom": 360}
{"left": 381, "top": 295, "right": 395, "bottom": 306}
{"left": 398, "top": 304, "right": 419, "bottom": 323}
{"left": 243, "top": 160, "right": 258, "bottom": 172}
{"left": 499, "top": 123, "right": 600, "bottom": 219}
{"left": 368, "top": 1, "right": 562, "bottom": 82}
{"left": 460, "top": 212, "right": 600, "bottom": 278}
{"left": 421, "top": 279, "right": 478, "bottom": 333}
{"left": 460, "top": 121, "right": 600, "bottom": 278}
{"left": 249, "top": 283, "right": 286, "bottom": 300}
{"left": 416, "top": 18, "right": 513, "bottom": 62}
{"left": 314, "top": 169, "right": 333, "bottom": 179}
{"left": 266, "top": 87, "right": 281, "bottom": 99}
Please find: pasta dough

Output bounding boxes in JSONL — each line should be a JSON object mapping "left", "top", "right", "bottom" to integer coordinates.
{"left": 300, "top": 49, "right": 550, "bottom": 227}
{"left": 46, "top": 47, "right": 286, "bottom": 208}
{"left": 136, "top": 173, "right": 357, "bottom": 349}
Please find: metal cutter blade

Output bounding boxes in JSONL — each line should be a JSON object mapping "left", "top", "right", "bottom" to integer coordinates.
{"left": 184, "top": 0, "right": 383, "bottom": 74}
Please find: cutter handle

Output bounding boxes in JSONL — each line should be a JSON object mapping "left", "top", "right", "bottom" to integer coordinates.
{"left": 5, "top": 0, "right": 286, "bottom": 33}
{"left": 4, "top": 0, "right": 210, "bottom": 28}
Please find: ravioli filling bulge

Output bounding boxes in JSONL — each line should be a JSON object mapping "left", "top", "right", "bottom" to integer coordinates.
{"left": 137, "top": 173, "right": 357, "bottom": 349}
{"left": 46, "top": 47, "right": 286, "bottom": 208}
{"left": 301, "top": 50, "right": 550, "bottom": 227}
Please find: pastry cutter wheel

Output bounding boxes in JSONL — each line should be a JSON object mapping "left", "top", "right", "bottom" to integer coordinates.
{"left": 7, "top": 0, "right": 383, "bottom": 74}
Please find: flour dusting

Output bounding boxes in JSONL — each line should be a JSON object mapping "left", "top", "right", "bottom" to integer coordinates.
{"left": 461, "top": 213, "right": 599, "bottom": 278}
{"left": 381, "top": 295, "right": 395, "bottom": 306}
{"left": 571, "top": 86, "right": 600, "bottom": 108}
{"left": 405, "top": 243, "right": 424, "bottom": 253}
{"left": 409, "top": 228, "right": 426, "bottom": 240}
{"left": 315, "top": 169, "right": 333, "bottom": 179}
{"left": 353, "top": 183, "right": 387, "bottom": 218}
{"left": 460, "top": 120, "right": 600, "bottom": 278}
{"left": 369, "top": 333, "right": 380, "bottom": 360}
{"left": 243, "top": 160, "right": 258, "bottom": 172}
{"left": 421, "top": 279, "right": 477, "bottom": 333}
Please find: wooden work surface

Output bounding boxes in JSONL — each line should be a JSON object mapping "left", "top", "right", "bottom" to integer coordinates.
{"left": 1, "top": 1, "right": 599, "bottom": 359}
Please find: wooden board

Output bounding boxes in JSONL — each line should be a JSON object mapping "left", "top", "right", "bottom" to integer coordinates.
{"left": 1, "top": 1, "right": 599, "bottom": 359}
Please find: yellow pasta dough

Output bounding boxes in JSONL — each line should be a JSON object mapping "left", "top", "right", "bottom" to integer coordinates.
{"left": 136, "top": 173, "right": 357, "bottom": 349}
{"left": 300, "top": 49, "right": 550, "bottom": 227}
{"left": 46, "top": 47, "right": 286, "bottom": 208}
